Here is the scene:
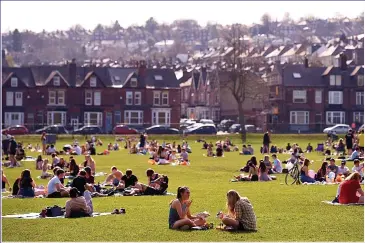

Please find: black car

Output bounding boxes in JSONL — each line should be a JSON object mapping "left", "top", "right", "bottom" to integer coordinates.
{"left": 35, "top": 125, "right": 69, "bottom": 134}
{"left": 145, "top": 125, "right": 180, "bottom": 135}
{"left": 73, "top": 126, "right": 103, "bottom": 135}
{"left": 217, "top": 119, "right": 235, "bottom": 132}
{"left": 184, "top": 124, "right": 217, "bottom": 135}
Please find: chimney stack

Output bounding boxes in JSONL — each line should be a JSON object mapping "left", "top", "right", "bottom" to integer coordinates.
{"left": 2, "top": 49, "right": 6, "bottom": 59}
{"left": 138, "top": 60, "right": 146, "bottom": 77}
{"left": 304, "top": 56, "right": 309, "bottom": 68}
{"left": 69, "top": 58, "right": 77, "bottom": 86}
{"left": 340, "top": 52, "right": 348, "bottom": 70}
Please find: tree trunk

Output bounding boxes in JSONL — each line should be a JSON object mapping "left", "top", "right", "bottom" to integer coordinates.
{"left": 238, "top": 103, "right": 247, "bottom": 143}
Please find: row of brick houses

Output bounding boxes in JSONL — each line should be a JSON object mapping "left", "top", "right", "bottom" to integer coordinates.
{"left": 266, "top": 57, "right": 364, "bottom": 133}
{"left": 2, "top": 61, "right": 181, "bottom": 132}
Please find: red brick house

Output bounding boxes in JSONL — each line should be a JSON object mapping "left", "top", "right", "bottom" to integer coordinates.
{"left": 2, "top": 61, "right": 181, "bottom": 132}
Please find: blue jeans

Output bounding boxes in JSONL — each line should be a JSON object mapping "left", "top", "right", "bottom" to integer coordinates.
{"left": 19, "top": 188, "right": 35, "bottom": 197}
{"left": 301, "top": 175, "right": 316, "bottom": 183}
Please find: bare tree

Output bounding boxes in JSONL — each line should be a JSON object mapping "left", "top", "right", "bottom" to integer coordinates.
{"left": 221, "top": 25, "right": 268, "bottom": 142}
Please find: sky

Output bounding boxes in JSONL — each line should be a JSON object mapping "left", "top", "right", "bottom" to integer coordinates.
{"left": 1, "top": 1, "right": 364, "bottom": 32}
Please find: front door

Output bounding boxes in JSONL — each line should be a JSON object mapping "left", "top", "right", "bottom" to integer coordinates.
{"left": 71, "top": 118, "right": 79, "bottom": 131}
{"left": 105, "top": 112, "right": 113, "bottom": 134}
{"left": 315, "top": 113, "right": 322, "bottom": 132}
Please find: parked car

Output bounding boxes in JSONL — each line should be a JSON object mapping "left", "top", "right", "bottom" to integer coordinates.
{"left": 35, "top": 124, "right": 69, "bottom": 134}
{"left": 145, "top": 125, "right": 180, "bottom": 135}
{"left": 180, "top": 119, "right": 197, "bottom": 130}
{"left": 184, "top": 124, "right": 217, "bottom": 135}
{"left": 323, "top": 124, "right": 350, "bottom": 134}
{"left": 72, "top": 126, "right": 103, "bottom": 135}
{"left": 229, "top": 124, "right": 256, "bottom": 133}
{"left": 217, "top": 119, "right": 235, "bottom": 132}
{"left": 113, "top": 125, "right": 138, "bottom": 135}
{"left": 199, "top": 119, "right": 214, "bottom": 124}
{"left": 2, "top": 125, "right": 29, "bottom": 135}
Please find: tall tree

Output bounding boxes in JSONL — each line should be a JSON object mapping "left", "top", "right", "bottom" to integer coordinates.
{"left": 145, "top": 17, "right": 159, "bottom": 35}
{"left": 282, "top": 12, "right": 292, "bottom": 23}
{"left": 112, "top": 20, "right": 122, "bottom": 32}
{"left": 260, "top": 13, "right": 272, "bottom": 35}
{"left": 12, "top": 29, "right": 22, "bottom": 52}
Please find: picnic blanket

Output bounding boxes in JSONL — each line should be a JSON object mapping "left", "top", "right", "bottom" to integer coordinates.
{"left": 21, "top": 156, "right": 37, "bottom": 162}
{"left": 2, "top": 212, "right": 112, "bottom": 219}
{"left": 322, "top": 201, "right": 364, "bottom": 206}
{"left": 113, "top": 192, "right": 176, "bottom": 197}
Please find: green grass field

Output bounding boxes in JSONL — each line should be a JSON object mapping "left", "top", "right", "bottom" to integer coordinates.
{"left": 1, "top": 134, "right": 364, "bottom": 242}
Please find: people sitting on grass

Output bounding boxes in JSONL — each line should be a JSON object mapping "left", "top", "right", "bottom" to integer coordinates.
{"left": 130, "top": 144, "right": 138, "bottom": 154}
{"left": 335, "top": 139, "right": 346, "bottom": 154}
{"left": 67, "top": 159, "right": 80, "bottom": 178}
{"left": 180, "top": 148, "right": 189, "bottom": 162}
{"left": 65, "top": 187, "right": 93, "bottom": 218}
{"left": 270, "top": 145, "right": 278, "bottom": 154}
{"left": 315, "top": 162, "right": 329, "bottom": 182}
{"left": 128, "top": 174, "right": 169, "bottom": 196}
{"left": 306, "top": 143, "right": 313, "bottom": 153}
{"left": 84, "top": 166, "right": 95, "bottom": 185}
{"left": 2, "top": 171, "right": 11, "bottom": 192}
{"left": 207, "top": 144, "right": 214, "bottom": 157}
{"left": 47, "top": 169, "right": 69, "bottom": 198}
{"left": 349, "top": 148, "right": 360, "bottom": 161}
{"left": 271, "top": 154, "right": 282, "bottom": 173}
{"left": 300, "top": 159, "right": 316, "bottom": 183}
{"left": 168, "top": 186, "right": 206, "bottom": 229}
{"left": 338, "top": 160, "right": 350, "bottom": 177}
{"left": 218, "top": 190, "right": 257, "bottom": 231}
{"left": 146, "top": 168, "right": 159, "bottom": 185}
{"left": 216, "top": 144, "right": 224, "bottom": 157}
{"left": 71, "top": 170, "right": 93, "bottom": 195}
{"left": 352, "top": 159, "right": 364, "bottom": 177}
{"left": 47, "top": 144, "right": 57, "bottom": 155}
{"left": 36, "top": 155, "right": 43, "bottom": 170}
{"left": 103, "top": 166, "right": 124, "bottom": 187}
{"left": 56, "top": 157, "right": 66, "bottom": 169}
{"left": 263, "top": 155, "right": 273, "bottom": 174}
{"left": 328, "top": 158, "right": 339, "bottom": 178}
{"left": 51, "top": 153, "right": 60, "bottom": 168}
{"left": 18, "top": 169, "right": 36, "bottom": 197}
{"left": 41, "top": 159, "right": 53, "bottom": 179}
{"left": 248, "top": 161, "right": 259, "bottom": 181}
{"left": 81, "top": 155, "right": 96, "bottom": 174}
{"left": 121, "top": 169, "right": 139, "bottom": 188}
{"left": 240, "top": 145, "right": 251, "bottom": 155}
{"left": 258, "top": 161, "right": 271, "bottom": 181}
{"left": 334, "top": 172, "right": 364, "bottom": 204}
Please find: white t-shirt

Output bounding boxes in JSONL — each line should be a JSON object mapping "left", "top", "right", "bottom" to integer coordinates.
{"left": 337, "top": 166, "right": 350, "bottom": 175}
{"left": 47, "top": 176, "right": 61, "bottom": 195}
{"left": 273, "top": 159, "right": 282, "bottom": 173}
{"left": 47, "top": 147, "right": 56, "bottom": 154}
{"left": 74, "top": 146, "right": 82, "bottom": 155}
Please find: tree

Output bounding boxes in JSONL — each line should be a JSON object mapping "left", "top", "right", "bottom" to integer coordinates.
{"left": 145, "top": 17, "right": 159, "bottom": 35}
{"left": 112, "top": 20, "right": 122, "bottom": 32}
{"left": 260, "top": 13, "right": 271, "bottom": 36}
{"left": 221, "top": 25, "right": 268, "bottom": 142}
{"left": 12, "top": 29, "right": 22, "bottom": 52}
{"left": 282, "top": 12, "right": 292, "bottom": 23}
{"left": 147, "top": 37, "right": 156, "bottom": 50}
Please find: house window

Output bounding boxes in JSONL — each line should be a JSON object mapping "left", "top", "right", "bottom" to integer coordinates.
{"left": 130, "top": 78, "right": 137, "bottom": 87}
{"left": 293, "top": 90, "right": 307, "bottom": 103}
{"left": 328, "top": 91, "right": 343, "bottom": 104}
{"left": 154, "top": 91, "right": 161, "bottom": 106}
{"left": 84, "top": 112, "right": 103, "bottom": 126}
{"left": 293, "top": 73, "right": 301, "bottom": 78}
{"left": 358, "top": 75, "right": 364, "bottom": 86}
{"left": 94, "top": 91, "right": 101, "bottom": 106}
{"left": 47, "top": 112, "right": 66, "bottom": 125}
{"left": 184, "top": 89, "right": 189, "bottom": 100}
{"left": 152, "top": 110, "right": 171, "bottom": 126}
{"left": 315, "top": 90, "right": 322, "bottom": 104}
{"left": 154, "top": 75, "right": 163, "bottom": 80}
{"left": 215, "top": 94, "right": 219, "bottom": 104}
{"left": 126, "top": 92, "right": 133, "bottom": 105}
{"left": 4, "top": 112, "right": 24, "bottom": 126}
{"left": 200, "top": 93, "right": 204, "bottom": 102}
{"left": 85, "top": 91, "right": 92, "bottom": 105}
{"left": 356, "top": 92, "right": 364, "bottom": 105}
{"left": 212, "top": 109, "right": 220, "bottom": 121}
{"left": 162, "top": 92, "right": 169, "bottom": 105}
{"left": 15, "top": 92, "right": 23, "bottom": 106}
{"left": 53, "top": 76, "right": 60, "bottom": 86}
{"left": 124, "top": 111, "right": 143, "bottom": 124}
{"left": 6, "top": 92, "right": 14, "bottom": 106}
{"left": 353, "top": 112, "right": 364, "bottom": 124}
{"left": 10, "top": 77, "right": 18, "bottom": 87}
{"left": 90, "top": 77, "right": 97, "bottom": 87}
{"left": 114, "top": 111, "right": 121, "bottom": 125}
{"left": 57, "top": 91, "right": 65, "bottom": 105}
{"left": 330, "top": 75, "right": 341, "bottom": 86}
{"left": 290, "top": 111, "right": 309, "bottom": 124}
{"left": 326, "top": 111, "right": 345, "bottom": 125}
{"left": 134, "top": 92, "right": 141, "bottom": 105}
{"left": 48, "top": 91, "right": 56, "bottom": 105}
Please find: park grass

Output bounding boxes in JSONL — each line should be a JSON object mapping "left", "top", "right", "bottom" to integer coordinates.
{"left": 1, "top": 134, "right": 364, "bottom": 242}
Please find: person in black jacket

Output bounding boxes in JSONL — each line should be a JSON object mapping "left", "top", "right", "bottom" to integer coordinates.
{"left": 262, "top": 131, "right": 271, "bottom": 154}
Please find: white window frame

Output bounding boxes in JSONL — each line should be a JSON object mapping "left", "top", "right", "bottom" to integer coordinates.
{"left": 315, "top": 90, "right": 322, "bottom": 104}
{"left": 15, "top": 92, "right": 23, "bottom": 106}
{"left": 162, "top": 92, "right": 169, "bottom": 105}
{"left": 153, "top": 91, "right": 161, "bottom": 106}
{"left": 90, "top": 77, "right": 97, "bottom": 87}
{"left": 356, "top": 92, "right": 364, "bottom": 106}
{"left": 290, "top": 111, "right": 309, "bottom": 125}
{"left": 326, "top": 111, "right": 345, "bottom": 125}
{"left": 10, "top": 77, "right": 18, "bottom": 87}
{"left": 124, "top": 110, "right": 143, "bottom": 125}
{"left": 94, "top": 91, "right": 101, "bottom": 106}
{"left": 85, "top": 90, "right": 92, "bottom": 105}
{"left": 152, "top": 109, "right": 171, "bottom": 126}
{"left": 126, "top": 91, "right": 133, "bottom": 105}
{"left": 130, "top": 77, "right": 138, "bottom": 87}
{"left": 134, "top": 92, "right": 141, "bottom": 105}
{"left": 84, "top": 112, "right": 103, "bottom": 126}
{"left": 53, "top": 76, "right": 60, "bottom": 86}
{"left": 57, "top": 91, "right": 65, "bottom": 105}
{"left": 330, "top": 75, "right": 341, "bottom": 86}
{"left": 48, "top": 91, "right": 56, "bottom": 105}
{"left": 6, "top": 92, "right": 14, "bottom": 106}
{"left": 47, "top": 111, "right": 67, "bottom": 125}
{"left": 328, "top": 91, "right": 343, "bottom": 105}
{"left": 4, "top": 112, "right": 24, "bottom": 126}
{"left": 207, "top": 93, "right": 210, "bottom": 106}
{"left": 358, "top": 75, "right": 364, "bottom": 87}
{"left": 353, "top": 112, "right": 364, "bottom": 124}
{"left": 293, "top": 90, "right": 307, "bottom": 103}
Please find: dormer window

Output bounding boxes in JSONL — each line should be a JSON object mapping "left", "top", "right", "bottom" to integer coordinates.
{"left": 154, "top": 75, "right": 163, "bottom": 81}
{"left": 131, "top": 77, "right": 137, "bottom": 87}
{"left": 330, "top": 75, "right": 341, "bottom": 86}
{"left": 293, "top": 73, "right": 301, "bottom": 79}
{"left": 53, "top": 76, "right": 60, "bottom": 86}
{"left": 358, "top": 75, "right": 364, "bottom": 87}
{"left": 90, "top": 77, "right": 97, "bottom": 87}
{"left": 10, "top": 77, "right": 18, "bottom": 87}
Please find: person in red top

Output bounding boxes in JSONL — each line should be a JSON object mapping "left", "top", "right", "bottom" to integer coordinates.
{"left": 338, "top": 172, "right": 364, "bottom": 204}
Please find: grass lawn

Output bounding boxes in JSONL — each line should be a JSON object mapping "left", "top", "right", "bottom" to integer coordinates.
{"left": 1, "top": 134, "right": 364, "bottom": 242}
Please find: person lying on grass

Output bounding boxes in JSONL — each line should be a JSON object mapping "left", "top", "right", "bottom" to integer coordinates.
{"left": 300, "top": 159, "right": 316, "bottom": 183}
{"left": 47, "top": 169, "right": 69, "bottom": 198}
{"left": 103, "top": 166, "right": 124, "bottom": 188}
{"left": 168, "top": 186, "right": 206, "bottom": 229}
{"left": 65, "top": 187, "right": 93, "bottom": 218}
{"left": 333, "top": 172, "right": 364, "bottom": 204}
{"left": 127, "top": 174, "right": 169, "bottom": 196}
{"left": 218, "top": 190, "right": 257, "bottom": 231}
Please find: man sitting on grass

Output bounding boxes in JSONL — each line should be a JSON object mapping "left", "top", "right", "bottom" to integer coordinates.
{"left": 121, "top": 169, "right": 138, "bottom": 188}
{"left": 103, "top": 166, "right": 124, "bottom": 189}
{"left": 47, "top": 169, "right": 69, "bottom": 198}
{"left": 65, "top": 187, "right": 93, "bottom": 218}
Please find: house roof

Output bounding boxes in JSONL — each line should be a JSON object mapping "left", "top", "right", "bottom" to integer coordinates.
{"left": 283, "top": 65, "right": 327, "bottom": 87}
{"left": 2, "top": 67, "right": 36, "bottom": 87}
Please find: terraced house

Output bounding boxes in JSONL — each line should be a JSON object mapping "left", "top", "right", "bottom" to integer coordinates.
{"left": 2, "top": 61, "right": 181, "bottom": 132}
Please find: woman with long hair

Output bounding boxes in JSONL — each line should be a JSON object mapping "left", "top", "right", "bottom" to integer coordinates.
{"left": 69, "top": 159, "right": 80, "bottom": 177}
{"left": 337, "top": 172, "right": 364, "bottom": 204}
{"left": 258, "top": 161, "right": 271, "bottom": 181}
{"left": 218, "top": 190, "right": 257, "bottom": 231}
{"left": 18, "top": 169, "right": 36, "bottom": 197}
{"left": 168, "top": 186, "right": 206, "bottom": 229}
{"left": 315, "top": 162, "right": 328, "bottom": 182}
{"left": 300, "top": 159, "right": 316, "bottom": 183}
{"left": 41, "top": 132, "right": 47, "bottom": 155}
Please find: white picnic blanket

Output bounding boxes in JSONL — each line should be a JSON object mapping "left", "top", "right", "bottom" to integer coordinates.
{"left": 2, "top": 212, "right": 112, "bottom": 219}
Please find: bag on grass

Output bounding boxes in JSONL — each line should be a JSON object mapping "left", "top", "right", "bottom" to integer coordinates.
{"left": 45, "top": 205, "right": 64, "bottom": 217}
